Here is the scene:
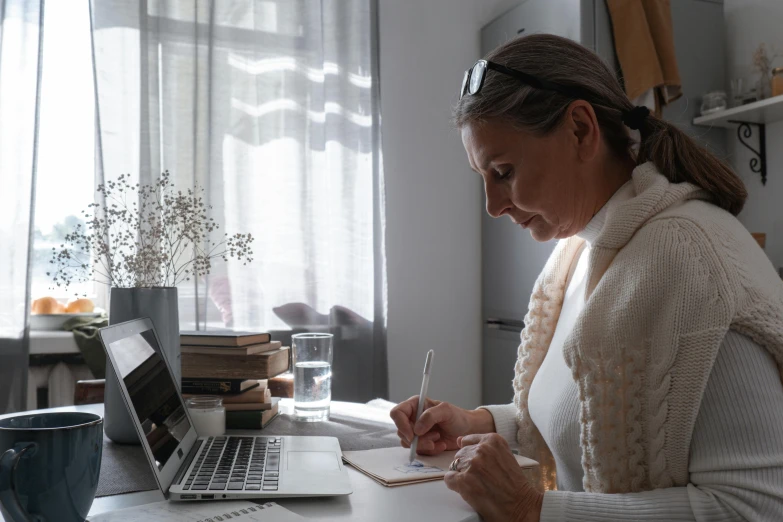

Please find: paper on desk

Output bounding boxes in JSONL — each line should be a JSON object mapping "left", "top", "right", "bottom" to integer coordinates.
{"left": 342, "top": 446, "right": 538, "bottom": 487}
{"left": 87, "top": 500, "right": 306, "bottom": 522}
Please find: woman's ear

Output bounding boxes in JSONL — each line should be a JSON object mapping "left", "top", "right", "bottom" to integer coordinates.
{"left": 566, "top": 100, "right": 601, "bottom": 163}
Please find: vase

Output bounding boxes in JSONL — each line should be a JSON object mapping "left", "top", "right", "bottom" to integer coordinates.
{"left": 104, "top": 287, "right": 180, "bottom": 444}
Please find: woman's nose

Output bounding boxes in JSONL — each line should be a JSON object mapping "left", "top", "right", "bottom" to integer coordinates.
{"left": 485, "top": 184, "right": 511, "bottom": 218}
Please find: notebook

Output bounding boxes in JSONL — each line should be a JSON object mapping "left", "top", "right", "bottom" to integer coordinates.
{"left": 87, "top": 501, "right": 304, "bottom": 521}
{"left": 342, "top": 446, "right": 538, "bottom": 487}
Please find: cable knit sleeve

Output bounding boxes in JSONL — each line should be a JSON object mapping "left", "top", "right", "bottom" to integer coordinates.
{"left": 540, "top": 330, "right": 783, "bottom": 522}
{"left": 477, "top": 403, "right": 519, "bottom": 444}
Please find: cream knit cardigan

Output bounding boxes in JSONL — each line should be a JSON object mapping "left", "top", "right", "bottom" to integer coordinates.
{"left": 514, "top": 162, "right": 783, "bottom": 494}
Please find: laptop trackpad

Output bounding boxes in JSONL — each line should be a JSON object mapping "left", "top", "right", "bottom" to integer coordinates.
{"left": 287, "top": 451, "right": 340, "bottom": 471}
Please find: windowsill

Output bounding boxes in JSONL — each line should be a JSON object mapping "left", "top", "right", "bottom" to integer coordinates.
{"left": 29, "top": 331, "right": 80, "bottom": 355}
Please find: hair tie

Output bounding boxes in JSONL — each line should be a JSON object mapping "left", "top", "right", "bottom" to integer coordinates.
{"left": 622, "top": 105, "right": 650, "bottom": 130}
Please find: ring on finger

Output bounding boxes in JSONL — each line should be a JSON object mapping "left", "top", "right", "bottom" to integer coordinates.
{"left": 450, "top": 457, "right": 470, "bottom": 472}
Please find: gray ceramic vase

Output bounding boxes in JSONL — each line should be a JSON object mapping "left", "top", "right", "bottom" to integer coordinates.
{"left": 105, "top": 287, "right": 180, "bottom": 444}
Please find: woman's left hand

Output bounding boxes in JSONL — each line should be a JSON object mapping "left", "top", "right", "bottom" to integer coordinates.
{"left": 444, "top": 433, "right": 543, "bottom": 522}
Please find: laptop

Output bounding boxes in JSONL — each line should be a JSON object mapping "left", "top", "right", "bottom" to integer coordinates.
{"left": 99, "top": 317, "right": 352, "bottom": 501}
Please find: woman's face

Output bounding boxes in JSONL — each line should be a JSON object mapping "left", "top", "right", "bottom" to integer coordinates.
{"left": 461, "top": 102, "right": 603, "bottom": 242}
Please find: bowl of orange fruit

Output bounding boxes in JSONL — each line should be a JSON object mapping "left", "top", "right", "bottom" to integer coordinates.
{"left": 30, "top": 297, "right": 102, "bottom": 330}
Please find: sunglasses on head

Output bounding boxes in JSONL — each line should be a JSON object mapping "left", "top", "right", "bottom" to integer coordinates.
{"left": 459, "top": 59, "right": 582, "bottom": 100}
{"left": 460, "top": 59, "right": 652, "bottom": 131}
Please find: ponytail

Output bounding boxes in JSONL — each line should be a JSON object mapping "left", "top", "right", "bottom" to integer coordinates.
{"left": 636, "top": 115, "right": 747, "bottom": 215}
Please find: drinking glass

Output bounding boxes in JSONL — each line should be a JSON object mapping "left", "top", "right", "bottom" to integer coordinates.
{"left": 292, "top": 333, "right": 334, "bottom": 422}
{"left": 730, "top": 77, "right": 744, "bottom": 107}
{"left": 700, "top": 91, "right": 727, "bottom": 115}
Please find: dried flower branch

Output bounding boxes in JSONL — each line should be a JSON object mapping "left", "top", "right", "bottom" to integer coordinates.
{"left": 48, "top": 171, "right": 254, "bottom": 289}
{"left": 753, "top": 43, "right": 781, "bottom": 76}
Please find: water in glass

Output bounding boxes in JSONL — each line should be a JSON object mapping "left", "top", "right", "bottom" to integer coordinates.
{"left": 294, "top": 361, "right": 332, "bottom": 420}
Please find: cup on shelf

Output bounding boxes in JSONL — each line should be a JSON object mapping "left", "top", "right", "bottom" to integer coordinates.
{"left": 700, "top": 91, "right": 727, "bottom": 115}
{"left": 730, "top": 78, "right": 744, "bottom": 107}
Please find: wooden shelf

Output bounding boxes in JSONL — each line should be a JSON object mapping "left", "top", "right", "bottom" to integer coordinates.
{"left": 693, "top": 94, "right": 783, "bottom": 128}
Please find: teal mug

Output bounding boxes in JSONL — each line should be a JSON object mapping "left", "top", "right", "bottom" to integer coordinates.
{"left": 0, "top": 412, "right": 103, "bottom": 522}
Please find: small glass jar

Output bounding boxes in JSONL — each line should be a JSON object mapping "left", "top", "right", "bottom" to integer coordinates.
{"left": 772, "top": 67, "right": 783, "bottom": 98}
{"left": 700, "top": 91, "right": 727, "bottom": 116}
{"left": 185, "top": 396, "right": 225, "bottom": 437}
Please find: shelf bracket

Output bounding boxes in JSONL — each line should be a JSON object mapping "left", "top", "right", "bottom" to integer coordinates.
{"left": 728, "top": 120, "right": 767, "bottom": 185}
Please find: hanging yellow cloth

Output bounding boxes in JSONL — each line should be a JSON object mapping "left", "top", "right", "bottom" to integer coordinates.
{"left": 606, "top": 0, "right": 682, "bottom": 115}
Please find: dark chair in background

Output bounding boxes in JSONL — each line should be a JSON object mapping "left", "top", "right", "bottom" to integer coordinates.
{"left": 74, "top": 379, "right": 105, "bottom": 405}
{"left": 273, "top": 302, "right": 376, "bottom": 403}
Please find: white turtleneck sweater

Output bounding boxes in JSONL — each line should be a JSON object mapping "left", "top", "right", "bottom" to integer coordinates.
{"left": 483, "top": 181, "right": 783, "bottom": 521}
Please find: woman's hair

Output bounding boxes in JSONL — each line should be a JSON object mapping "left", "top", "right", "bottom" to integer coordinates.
{"left": 454, "top": 34, "right": 747, "bottom": 215}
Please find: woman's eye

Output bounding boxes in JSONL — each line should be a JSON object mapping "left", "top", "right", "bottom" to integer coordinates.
{"left": 496, "top": 169, "right": 513, "bottom": 180}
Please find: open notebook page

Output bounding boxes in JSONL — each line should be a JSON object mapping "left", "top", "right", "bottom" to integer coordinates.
{"left": 87, "top": 501, "right": 305, "bottom": 522}
{"left": 342, "top": 446, "right": 538, "bottom": 487}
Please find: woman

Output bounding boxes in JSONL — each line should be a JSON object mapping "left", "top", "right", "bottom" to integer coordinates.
{"left": 391, "top": 34, "right": 783, "bottom": 522}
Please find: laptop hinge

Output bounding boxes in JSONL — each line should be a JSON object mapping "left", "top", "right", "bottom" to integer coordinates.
{"left": 173, "top": 439, "right": 203, "bottom": 486}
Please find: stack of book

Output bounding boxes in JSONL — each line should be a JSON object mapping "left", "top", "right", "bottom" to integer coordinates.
{"left": 181, "top": 331, "right": 290, "bottom": 429}
{"left": 183, "top": 379, "right": 280, "bottom": 429}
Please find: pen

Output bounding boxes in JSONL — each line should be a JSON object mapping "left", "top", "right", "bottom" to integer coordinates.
{"left": 409, "top": 349, "right": 434, "bottom": 463}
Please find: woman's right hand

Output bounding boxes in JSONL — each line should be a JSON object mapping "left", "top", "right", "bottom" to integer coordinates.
{"left": 390, "top": 397, "right": 495, "bottom": 456}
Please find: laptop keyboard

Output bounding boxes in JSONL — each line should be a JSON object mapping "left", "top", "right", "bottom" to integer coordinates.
{"left": 183, "top": 436, "right": 282, "bottom": 492}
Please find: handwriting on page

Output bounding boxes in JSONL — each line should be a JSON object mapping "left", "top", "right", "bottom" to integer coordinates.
{"left": 194, "top": 503, "right": 265, "bottom": 522}
{"left": 393, "top": 460, "right": 443, "bottom": 474}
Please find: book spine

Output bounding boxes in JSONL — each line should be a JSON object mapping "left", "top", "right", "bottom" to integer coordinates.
{"left": 181, "top": 380, "right": 242, "bottom": 394}
{"left": 180, "top": 334, "right": 271, "bottom": 346}
{"left": 225, "top": 411, "right": 263, "bottom": 430}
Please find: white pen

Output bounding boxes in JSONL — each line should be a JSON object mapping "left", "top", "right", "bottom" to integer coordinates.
{"left": 409, "top": 349, "right": 434, "bottom": 464}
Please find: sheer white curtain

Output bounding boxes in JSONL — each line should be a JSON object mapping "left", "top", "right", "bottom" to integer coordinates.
{"left": 90, "top": 0, "right": 387, "bottom": 401}
{"left": 0, "top": 0, "right": 44, "bottom": 413}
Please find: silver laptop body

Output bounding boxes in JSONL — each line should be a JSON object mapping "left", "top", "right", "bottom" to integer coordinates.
{"left": 99, "top": 318, "right": 352, "bottom": 500}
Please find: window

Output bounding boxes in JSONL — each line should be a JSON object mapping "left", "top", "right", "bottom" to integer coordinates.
{"left": 31, "top": 1, "right": 99, "bottom": 305}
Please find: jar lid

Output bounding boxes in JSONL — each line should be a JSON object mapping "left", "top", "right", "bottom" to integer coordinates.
{"left": 185, "top": 395, "right": 223, "bottom": 409}
{"left": 703, "top": 90, "right": 727, "bottom": 99}
{"left": 773, "top": 67, "right": 783, "bottom": 75}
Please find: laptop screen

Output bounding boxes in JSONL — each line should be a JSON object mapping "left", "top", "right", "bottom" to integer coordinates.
{"left": 105, "top": 329, "right": 192, "bottom": 471}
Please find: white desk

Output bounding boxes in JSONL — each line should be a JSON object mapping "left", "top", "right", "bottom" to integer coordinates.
{"left": 0, "top": 402, "right": 479, "bottom": 522}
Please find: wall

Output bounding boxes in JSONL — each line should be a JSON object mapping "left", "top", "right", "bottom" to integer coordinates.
{"left": 724, "top": 0, "right": 783, "bottom": 269}
{"left": 475, "top": 0, "right": 523, "bottom": 26}
{"left": 379, "top": 0, "right": 516, "bottom": 408}
{"left": 378, "top": 0, "right": 543, "bottom": 408}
